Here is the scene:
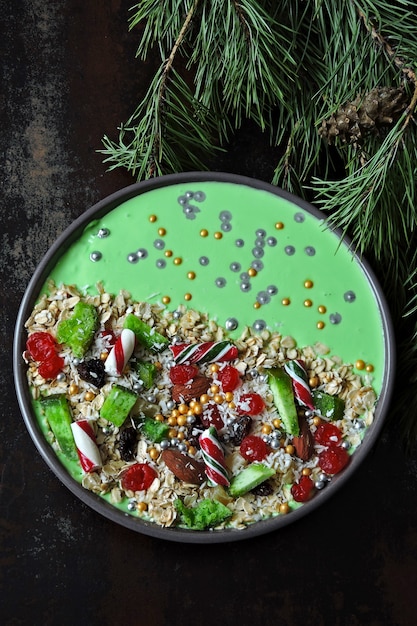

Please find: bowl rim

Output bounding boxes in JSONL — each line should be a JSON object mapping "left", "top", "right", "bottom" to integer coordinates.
{"left": 13, "top": 171, "right": 396, "bottom": 543}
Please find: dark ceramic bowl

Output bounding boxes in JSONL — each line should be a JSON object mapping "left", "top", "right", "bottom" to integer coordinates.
{"left": 13, "top": 172, "right": 395, "bottom": 543}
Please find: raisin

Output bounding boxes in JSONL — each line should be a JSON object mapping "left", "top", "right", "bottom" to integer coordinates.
{"left": 118, "top": 427, "right": 138, "bottom": 461}
{"left": 77, "top": 358, "right": 106, "bottom": 388}
{"left": 228, "top": 415, "right": 252, "bottom": 446}
{"left": 251, "top": 481, "right": 274, "bottom": 497}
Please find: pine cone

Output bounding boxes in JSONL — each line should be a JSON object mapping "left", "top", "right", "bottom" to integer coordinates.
{"left": 319, "top": 87, "right": 408, "bottom": 144}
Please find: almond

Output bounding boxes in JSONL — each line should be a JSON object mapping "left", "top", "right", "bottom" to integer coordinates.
{"left": 171, "top": 375, "right": 211, "bottom": 403}
{"left": 293, "top": 414, "right": 315, "bottom": 461}
{"left": 161, "top": 448, "right": 206, "bottom": 484}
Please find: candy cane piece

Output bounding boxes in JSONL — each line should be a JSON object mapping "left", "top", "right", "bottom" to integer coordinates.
{"left": 70, "top": 419, "right": 102, "bottom": 473}
{"left": 170, "top": 341, "right": 238, "bottom": 364}
{"left": 199, "top": 426, "right": 230, "bottom": 487}
{"left": 284, "top": 359, "right": 314, "bottom": 410}
{"left": 104, "top": 328, "right": 136, "bottom": 376}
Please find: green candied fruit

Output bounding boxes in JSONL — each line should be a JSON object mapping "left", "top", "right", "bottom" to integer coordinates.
{"left": 312, "top": 389, "right": 345, "bottom": 421}
{"left": 123, "top": 314, "right": 169, "bottom": 353}
{"left": 174, "top": 498, "right": 232, "bottom": 530}
{"left": 56, "top": 301, "right": 98, "bottom": 358}
{"left": 100, "top": 384, "right": 137, "bottom": 427}
{"left": 135, "top": 361, "right": 158, "bottom": 389}
{"left": 268, "top": 367, "right": 299, "bottom": 436}
{"left": 140, "top": 417, "right": 170, "bottom": 443}
{"left": 40, "top": 394, "right": 77, "bottom": 461}
{"left": 229, "top": 463, "right": 275, "bottom": 498}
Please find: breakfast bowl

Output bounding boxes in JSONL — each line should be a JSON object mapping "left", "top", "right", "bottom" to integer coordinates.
{"left": 13, "top": 172, "right": 395, "bottom": 543}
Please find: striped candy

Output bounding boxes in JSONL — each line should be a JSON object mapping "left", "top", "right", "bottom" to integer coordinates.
{"left": 284, "top": 359, "right": 314, "bottom": 410}
{"left": 70, "top": 419, "right": 102, "bottom": 473}
{"left": 104, "top": 328, "right": 136, "bottom": 376}
{"left": 170, "top": 341, "right": 238, "bottom": 364}
{"left": 199, "top": 426, "right": 230, "bottom": 487}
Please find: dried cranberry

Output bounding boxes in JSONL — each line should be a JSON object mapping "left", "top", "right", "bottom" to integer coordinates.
{"left": 236, "top": 393, "right": 265, "bottom": 416}
{"left": 26, "top": 332, "right": 57, "bottom": 361}
{"left": 228, "top": 415, "right": 252, "bottom": 446}
{"left": 38, "top": 353, "right": 65, "bottom": 379}
{"left": 251, "top": 481, "right": 274, "bottom": 496}
{"left": 318, "top": 446, "right": 350, "bottom": 474}
{"left": 314, "top": 422, "right": 343, "bottom": 447}
{"left": 240, "top": 435, "right": 269, "bottom": 462}
{"left": 169, "top": 364, "right": 199, "bottom": 384}
{"left": 200, "top": 403, "right": 224, "bottom": 430}
{"left": 121, "top": 463, "right": 157, "bottom": 491}
{"left": 291, "top": 475, "right": 315, "bottom": 502}
{"left": 77, "top": 358, "right": 106, "bottom": 388}
{"left": 218, "top": 365, "right": 241, "bottom": 392}
{"left": 118, "top": 427, "right": 138, "bottom": 461}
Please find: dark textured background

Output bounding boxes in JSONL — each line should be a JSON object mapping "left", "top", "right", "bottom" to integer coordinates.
{"left": 2, "top": 2, "right": 417, "bottom": 625}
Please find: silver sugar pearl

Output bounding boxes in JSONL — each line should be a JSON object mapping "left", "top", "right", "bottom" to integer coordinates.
{"left": 73, "top": 357, "right": 81, "bottom": 366}
{"left": 167, "top": 400, "right": 176, "bottom": 410}
{"left": 252, "top": 246, "right": 264, "bottom": 258}
{"left": 194, "top": 191, "right": 206, "bottom": 202}
{"left": 285, "top": 245, "right": 295, "bottom": 256}
{"left": 90, "top": 251, "right": 102, "bottom": 262}
{"left": 304, "top": 246, "right": 316, "bottom": 256}
{"left": 318, "top": 473, "right": 329, "bottom": 482}
{"left": 341, "top": 440, "right": 351, "bottom": 450}
{"left": 133, "top": 381, "right": 144, "bottom": 391}
{"left": 294, "top": 212, "right": 305, "bottom": 223}
{"left": 354, "top": 420, "right": 365, "bottom": 430}
{"left": 199, "top": 256, "right": 209, "bottom": 266}
{"left": 225, "top": 317, "right": 238, "bottom": 331}
{"left": 154, "top": 239, "right": 165, "bottom": 250}
{"left": 248, "top": 368, "right": 258, "bottom": 378}
{"left": 219, "top": 210, "right": 232, "bottom": 222}
{"left": 230, "top": 262, "right": 241, "bottom": 272}
{"left": 156, "top": 259, "right": 166, "bottom": 269}
{"left": 97, "top": 228, "right": 110, "bottom": 238}
{"left": 137, "top": 248, "right": 148, "bottom": 259}
{"left": 178, "top": 442, "right": 188, "bottom": 453}
{"left": 170, "top": 437, "right": 179, "bottom": 447}
{"left": 315, "top": 480, "right": 326, "bottom": 490}
{"left": 304, "top": 409, "right": 314, "bottom": 419}
{"left": 186, "top": 415, "right": 196, "bottom": 424}
{"left": 256, "top": 228, "right": 266, "bottom": 238}
{"left": 171, "top": 335, "right": 182, "bottom": 345}
{"left": 147, "top": 394, "right": 156, "bottom": 403}
{"left": 267, "top": 236, "right": 277, "bottom": 246}
{"left": 173, "top": 310, "right": 183, "bottom": 319}
{"left": 262, "top": 435, "right": 271, "bottom": 444}
{"left": 215, "top": 277, "right": 226, "bottom": 288}
{"left": 267, "top": 285, "right": 278, "bottom": 296}
{"left": 127, "top": 500, "right": 137, "bottom": 511}
{"left": 270, "top": 439, "right": 280, "bottom": 450}
{"left": 56, "top": 372, "right": 66, "bottom": 382}
{"left": 160, "top": 439, "right": 170, "bottom": 450}
{"left": 127, "top": 253, "right": 139, "bottom": 263}
{"left": 221, "top": 222, "right": 232, "bottom": 232}
{"left": 240, "top": 282, "right": 251, "bottom": 292}
{"left": 253, "top": 319, "right": 266, "bottom": 332}
{"left": 235, "top": 238, "right": 245, "bottom": 248}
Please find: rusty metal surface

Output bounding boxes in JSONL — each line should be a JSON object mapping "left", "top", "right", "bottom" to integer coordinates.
{"left": 1, "top": 2, "right": 417, "bottom": 625}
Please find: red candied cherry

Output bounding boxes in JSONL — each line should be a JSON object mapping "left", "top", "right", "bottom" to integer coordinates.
{"left": 240, "top": 435, "right": 269, "bottom": 462}
{"left": 121, "top": 463, "right": 157, "bottom": 491}
{"left": 38, "top": 354, "right": 65, "bottom": 379}
{"left": 200, "top": 402, "right": 224, "bottom": 430}
{"left": 314, "top": 422, "right": 343, "bottom": 447}
{"left": 318, "top": 446, "right": 350, "bottom": 475}
{"left": 218, "top": 365, "right": 241, "bottom": 392}
{"left": 169, "top": 364, "right": 199, "bottom": 385}
{"left": 26, "top": 331, "right": 58, "bottom": 361}
{"left": 236, "top": 393, "right": 265, "bottom": 416}
{"left": 291, "top": 475, "right": 315, "bottom": 503}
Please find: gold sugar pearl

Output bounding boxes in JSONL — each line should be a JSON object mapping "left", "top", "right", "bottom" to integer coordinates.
{"left": 158, "top": 227, "right": 166, "bottom": 236}
{"left": 168, "top": 428, "right": 178, "bottom": 439}
{"left": 177, "top": 415, "right": 188, "bottom": 427}
{"left": 211, "top": 384, "right": 220, "bottom": 394}
{"left": 187, "top": 271, "right": 196, "bottom": 280}
{"left": 177, "top": 431, "right": 186, "bottom": 441}
{"left": 137, "top": 502, "right": 148, "bottom": 512}
{"left": 279, "top": 502, "right": 290, "bottom": 514}
{"left": 149, "top": 214, "right": 157, "bottom": 223}
{"left": 168, "top": 415, "right": 178, "bottom": 426}
{"left": 200, "top": 229, "right": 208, "bottom": 237}
{"left": 69, "top": 383, "right": 79, "bottom": 395}
{"left": 188, "top": 446, "right": 197, "bottom": 456}
{"left": 254, "top": 302, "right": 261, "bottom": 309}
{"left": 366, "top": 363, "right": 374, "bottom": 372}
{"left": 304, "top": 299, "right": 313, "bottom": 307}
{"left": 100, "top": 351, "right": 108, "bottom": 361}
{"left": 285, "top": 444, "right": 295, "bottom": 455}
{"left": 275, "top": 222, "right": 284, "bottom": 230}
{"left": 316, "top": 321, "right": 325, "bottom": 329}
{"left": 309, "top": 376, "right": 319, "bottom": 388}
{"left": 164, "top": 249, "right": 173, "bottom": 257}
{"left": 149, "top": 447, "right": 159, "bottom": 460}
{"left": 273, "top": 418, "right": 282, "bottom": 429}
{"left": 213, "top": 393, "right": 224, "bottom": 404}
{"left": 313, "top": 416, "right": 322, "bottom": 427}
{"left": 200, "top": 393, "right": 209, "bottom": 404}
{"left": 225, "top": 391, "right": 234, "bottom": 403}
{"left": 210, "top": 363, "right": 220, "bottom": 373}
{"left": 282, "top": 298, "right": 291, "bottom": 306}
{"left": 155, "top": 414, "right": 165, "bottom": 422}
{"left": 162, "top": 296, "right": 171, "bottom": 305}
{"left": 356, "top": 359, "right": 366, "bottom": 370}
{"left": 214, "top": 231, "right": 223, "bottom": 239}
{"left": 248, "top": 268, "right": 257, "bottom": 277}
{"left": 173, "top": 257, "right": 182, "bottom": 265}
{"left": 228, "top": 401, "right": 236, "bottom": 409}
{"left": 304, "top": 279, "right": 313, "bottom": 289}
{"left": 262, "top": 424, "right": 272, "bottom": 435}
{"left": 192, "top": 402, "right": 203, "bottom": 415}
{"left": 178, "top": 403, "right": 188, "bottom": 415}
{"left": 184, "top": 293, "right": 192, "bottom": 301}
{"left": 318, "top": 305, "right": 327, "bottom": 314}
{"left": 302, "top": 468, "right": 312, "bottom": 476}
{"left": 85, "top": 391, "right": 95, "bottom": 402}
